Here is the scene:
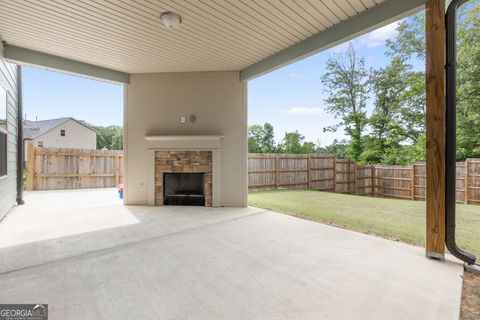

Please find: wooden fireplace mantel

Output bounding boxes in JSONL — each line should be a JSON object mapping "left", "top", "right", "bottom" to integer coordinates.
{"left": 144, "top": 135, "right": 224, "bottom": 141}
{"left": 144, "top": 135, "right": 224, "bottom": 151}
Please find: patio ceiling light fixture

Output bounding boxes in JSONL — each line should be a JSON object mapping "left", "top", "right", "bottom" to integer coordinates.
{"left": 160, "top": 12, "right": 182, "bottom": 29}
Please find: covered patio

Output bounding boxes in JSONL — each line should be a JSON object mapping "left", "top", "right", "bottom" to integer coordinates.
{"left": 0, "top": 0, "right": 473, "bottom": 318}
{"left": 0, "top": 0, "right": 450, "bottom": 257}
{"left": 0, "top": 189, "right": 463, "bottom": 319}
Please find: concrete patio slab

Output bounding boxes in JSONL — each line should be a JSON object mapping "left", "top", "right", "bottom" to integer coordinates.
{"left": 0, "top": 189, "right": 463, "bottom": 320}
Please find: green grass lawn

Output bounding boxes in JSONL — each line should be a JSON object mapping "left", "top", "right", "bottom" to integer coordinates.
{"left": 249, "top": 189, "right": 480, "bottom": 258}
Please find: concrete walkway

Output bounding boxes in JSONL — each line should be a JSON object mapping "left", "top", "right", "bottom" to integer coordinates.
{"left": 0, "top": 189, "right": 463, "bottom": 320}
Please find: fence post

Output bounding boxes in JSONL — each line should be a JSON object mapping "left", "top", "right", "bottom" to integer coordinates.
{"left": 26, "top": 142, "right": 35, "bottom": 191}
{"left": 354, "top": 161, "right": 358, "bottom": 194}
{"left": 275, "top": 155, "right": 279, "bottom": 189}
{"left": 332, "top": 156, "right": 337, "bottom": 192}
{"left": 464, "top": 159, "right": 469, "bottom": 204}
{"left": 307, "top": 155, "right": 311, "bottom": 189}
{"left": 411, "top": 164, "right": 416, "bottom": 200}
{"left": 371, "top": 166, "right": 375, "bottom": 197}
{"left": 115, "top": 154, "right": 121, "bottom": 187}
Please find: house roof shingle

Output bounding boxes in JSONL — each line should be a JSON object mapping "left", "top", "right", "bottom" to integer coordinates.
{"left": 23, "top": 117, "right": 95, "bottom": 140}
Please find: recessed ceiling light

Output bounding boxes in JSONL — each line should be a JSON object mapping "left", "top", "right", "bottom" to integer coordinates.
{"left": 160, "top": 11, "right": 182, "bottom": 29}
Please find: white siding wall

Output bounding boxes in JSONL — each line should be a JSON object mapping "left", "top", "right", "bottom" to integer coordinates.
{"left": 0, "top": 57, "right": 18, "bottom": 219}
{"left": 25, "top": 119, "right": 96, "bottom": 156}
{"left": 125, "top": 71, "right": 247, "bottom": 207}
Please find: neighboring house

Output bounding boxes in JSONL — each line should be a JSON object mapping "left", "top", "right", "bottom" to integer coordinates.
{"left": 24, "top": 117, "right": 96, "bottom": 157}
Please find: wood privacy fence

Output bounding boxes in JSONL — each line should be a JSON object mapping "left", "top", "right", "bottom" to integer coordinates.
{"left": 24, "top": 146, "right": 480, "bottom": 203}
{"left": 248, "top": 153, "right": 480, "bottom": 205}
{"left": 26, "top": 144, "right": 124, "bottom": 191}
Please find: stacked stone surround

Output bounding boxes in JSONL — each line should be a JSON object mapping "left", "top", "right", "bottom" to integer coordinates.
{"left": 155, "top": 151, "right": 213, "bottom": 206}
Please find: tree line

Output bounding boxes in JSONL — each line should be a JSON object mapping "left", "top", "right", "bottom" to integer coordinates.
{"left": 93, "top": 125, "right": 123, "bottom": 150}
{"left": 248, "top": 123, "right": 315, "bottom": 154}
{"left": 249, "top": 3, "right": 480, "bottom": 165}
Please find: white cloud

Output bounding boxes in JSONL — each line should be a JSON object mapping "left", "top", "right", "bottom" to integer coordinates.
{"left": 289, "top": 72, "right": 305, "bottom": 80}
{"left": 276, "top": 107, "right": 328, "bottom": 117}
{"left": 358, "top": 21, "right": 400, "bottom": 48}
{"left": 327, "top": 20, "right": 401, "bottom": 55}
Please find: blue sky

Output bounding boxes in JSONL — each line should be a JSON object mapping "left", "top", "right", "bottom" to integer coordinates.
{"left": 23, "top": 20, "right": 423, "bottom": 146}
{"left": 23, "top": 67, "right": 124, "bottom": 126}
{"left": 248, "top": 20, "right": 423, "bottom": 146}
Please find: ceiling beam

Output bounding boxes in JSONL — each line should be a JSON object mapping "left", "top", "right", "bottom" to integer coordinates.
{"left": 240, "top": 0, "right": 426, "bottom": 81}
{"left": 3, "top": 44, "right": 130, "bottom": 84}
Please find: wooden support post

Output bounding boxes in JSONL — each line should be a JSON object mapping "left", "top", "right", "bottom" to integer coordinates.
{"left": 465, "top": 159, "right": 469, "bottom": 204}
{"left": 275, "top": 155, "right": 279, "bottom": 189}
{"left": 26, "top": 142, "right": 35, "bottom": 191}
{"left": 425, "top": 0, "right": 446, "bottom": 260}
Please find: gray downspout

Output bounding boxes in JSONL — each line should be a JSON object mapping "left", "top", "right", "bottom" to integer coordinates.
{"left": 445, "top": 0, "right": 475, "bottom": 265}
{"left": 16, "top": 64, "right": 24, "bottom": 205}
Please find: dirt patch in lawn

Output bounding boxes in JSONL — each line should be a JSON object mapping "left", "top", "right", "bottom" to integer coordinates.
{"left": 462, "top": 271, "right": 480, "bottom": 320}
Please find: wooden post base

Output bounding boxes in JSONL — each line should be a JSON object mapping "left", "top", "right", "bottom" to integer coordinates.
{"left": 426, "top": 251, "right": 445, "bottom": 262}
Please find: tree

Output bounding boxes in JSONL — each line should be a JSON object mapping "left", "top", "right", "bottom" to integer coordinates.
{"left": 321, "top": 43, "right": 368, "bottom": 161}
{"left": 369, "top": 57, "right": 409, "bottom": 140}
{"left": 316, "top": 139, "right": 348, "bottom": 159}
{"left": 456, "top": 2, "right": 480, "bottom": 160}
{"left": 248, "top": 125, "right": 264, "bottom": 153}
{"left": 383, "top": 2, "right": 480, "bottom": 161}
{"left": 262, "top": 123, "right": 276, "bottom": 152}
{"left": 302, "top": 141, "right": 316, "bottom": 154}
{"left": 396, "top": 71, "right": 425, "bottom": 144}
{"left": 248, "top": 122, "right": 276, "bottom": 153}
{"left": 386, "top": 13, "right": 425, "bottom": 61}
{"left": 278, "top": 131, "right": 315, "bottom": 154}
{"left": 94, "top": 125, "right": 123, "bottom": 150}
{"left": 347, "top": 11, "right": 428, "bottom": 165}
{"left": 384, "top": 12, "right": 426, "bottom": 148}
{"left": 361, "top": 57, "right": 425, "bottom": 164}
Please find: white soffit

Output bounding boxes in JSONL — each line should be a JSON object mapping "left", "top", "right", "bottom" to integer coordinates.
{"left": 0, "top": 0, "right": 424, "bottom": 78}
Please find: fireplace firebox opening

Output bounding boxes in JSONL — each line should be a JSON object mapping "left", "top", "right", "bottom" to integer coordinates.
{"left": 163, "top": 173, "right": 205, "bottom": 206}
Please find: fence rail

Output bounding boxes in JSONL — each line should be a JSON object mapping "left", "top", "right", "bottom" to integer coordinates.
{"left": 248, "top": 153, "right": 480, "bottom": 205}
{"left": 26, "top": 143, "right": 124, "bottom": 191}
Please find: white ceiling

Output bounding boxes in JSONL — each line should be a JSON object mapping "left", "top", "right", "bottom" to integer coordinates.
{"left": 0, "top": 0, "right": 384, "bottom": 74}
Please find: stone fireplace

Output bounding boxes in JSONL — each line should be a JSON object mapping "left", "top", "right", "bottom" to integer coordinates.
{"left": 145, "top": 135, "right": 223, "bottom": 207}
{"left": 155, "top": 151, "right": 212, "bottom": 206}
